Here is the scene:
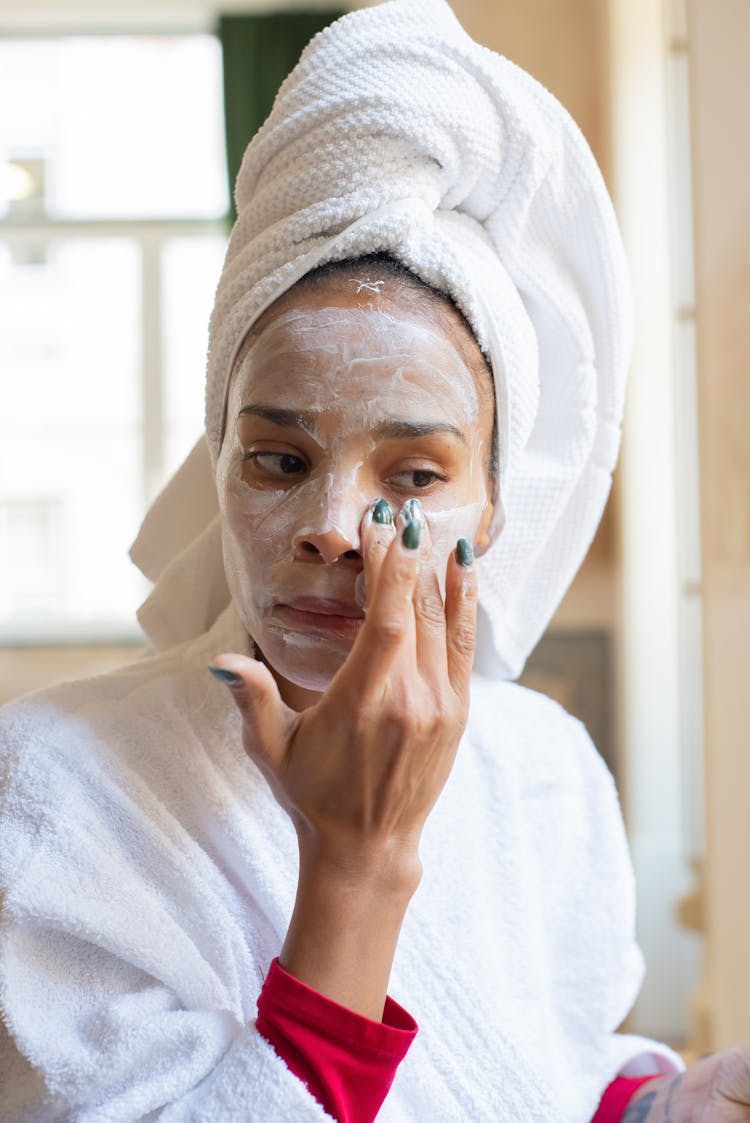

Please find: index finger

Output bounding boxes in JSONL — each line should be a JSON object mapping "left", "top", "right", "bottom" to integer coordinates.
{"left": 358, "top": 498, "right": 396, "bottom": 613}
{"left": 335, "top": 518, "right": 421, "bottom": 697}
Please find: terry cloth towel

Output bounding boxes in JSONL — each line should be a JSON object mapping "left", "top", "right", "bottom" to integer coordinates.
{"left": 131, "top": 0, "right": 632, "bottom": 681}
{"left": 0, "top": 606, "right": 681, "bottom": 1121}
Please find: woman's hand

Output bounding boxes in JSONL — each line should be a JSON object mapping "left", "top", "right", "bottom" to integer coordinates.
{"left": 622, "top": 1044, "right": 750, "bottom": 1122}
{"left": 210, "top": 501, "right": 477, "bottom": 1016}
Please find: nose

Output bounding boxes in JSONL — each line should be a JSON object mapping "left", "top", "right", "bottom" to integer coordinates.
{"left": 292, "top": 469, "right": 367, "bottom": 565}
{"left": 293, "top": 526, "right": 362, "bottom": 565}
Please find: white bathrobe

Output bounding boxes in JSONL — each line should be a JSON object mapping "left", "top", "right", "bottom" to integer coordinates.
{"left": 0, "top": 604, "right": 679, "bottom": 1122}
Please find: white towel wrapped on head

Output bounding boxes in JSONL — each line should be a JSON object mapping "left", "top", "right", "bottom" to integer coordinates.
{"left": 135, "top": 0, "right": 632, "bottom": 681}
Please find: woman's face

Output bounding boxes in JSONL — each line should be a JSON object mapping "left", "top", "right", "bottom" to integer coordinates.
{"left": 216, "top": 275, "right": 495, "bottom": 705}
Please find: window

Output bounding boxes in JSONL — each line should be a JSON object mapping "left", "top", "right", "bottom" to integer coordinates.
{"left": 0, "top": 34, "right": 229, "bottom": 639}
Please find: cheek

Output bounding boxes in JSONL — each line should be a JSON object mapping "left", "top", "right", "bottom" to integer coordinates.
{"left": 217, "top": 444, "right": 296, "bottom": 593}
{"left": 421, "top": 442, "right": 489, "bottom": 565}
{"left": 426, "top": 501, "right": 486, "bottom": 566}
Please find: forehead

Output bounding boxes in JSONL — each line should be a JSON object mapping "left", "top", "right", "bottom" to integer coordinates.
{"left": 230, "top": 301, "right": 482, "bottom": 423}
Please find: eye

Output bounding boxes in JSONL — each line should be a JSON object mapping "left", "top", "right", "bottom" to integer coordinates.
{"left": 389, "top": 468, "right": 447, "bottom": 489}
{"left": 246, "top": 452, "right": 307, "bottom": 477}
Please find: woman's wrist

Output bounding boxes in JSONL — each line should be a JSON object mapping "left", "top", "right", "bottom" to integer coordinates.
{"left": 280, "top": 838, "right": 419, "bottom": 1020}
{"left": 295, "top": 825, "right": 423, "bottom": 897}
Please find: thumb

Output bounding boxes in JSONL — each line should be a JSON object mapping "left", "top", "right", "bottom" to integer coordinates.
{"left": 208, "top": 654, "right": 289, "bottom": 772}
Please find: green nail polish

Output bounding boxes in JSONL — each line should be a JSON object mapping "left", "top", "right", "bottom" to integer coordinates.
{"left": 372, "top": 498, "right": 393, "bottom": 525}
{"left": 402, "top": 497, "right": 425, "bottom": 526}
{"left": 208, "top": 664, "right": 242, "bottom": 685}
{"left": 456, "top": 538, "right": 473, "bottom": 567}
{"left": 402, "top": 519, "right": 422, "bottom": 550}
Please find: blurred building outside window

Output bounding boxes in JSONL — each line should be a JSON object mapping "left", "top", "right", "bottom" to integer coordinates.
{"left": 0, "top": 34, "right": 229, "bottom": 641}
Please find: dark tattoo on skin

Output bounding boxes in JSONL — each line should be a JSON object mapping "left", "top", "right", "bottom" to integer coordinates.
{"left": 622, "top": 1092, "right": 658, "bottom": 1122}
{"left": 664, "top": 1074, "right": 683, "bottom": 1122}
{"left": 621, "top": 1073, "right": 683, "bottom": 1123}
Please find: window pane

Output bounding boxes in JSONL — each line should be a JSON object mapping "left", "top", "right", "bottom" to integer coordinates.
{"left": 161, "top": 235, "right": 227, "bottom": 480}
{"left": 0, "top": 239, "right": 146, "bottom": 634}
{"left": 0, "top": 36, "right": 228, "bottom": 220}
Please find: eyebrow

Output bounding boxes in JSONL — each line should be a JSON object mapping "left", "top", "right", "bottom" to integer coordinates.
{"left": 238, "top": 404, "right": 467, "bottom": 445}
{"left": 238, "top": 405, "right": 312, "bottom": 429}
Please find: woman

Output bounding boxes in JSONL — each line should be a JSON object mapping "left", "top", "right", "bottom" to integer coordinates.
{"left": 2, "top": 1, "right": 750, "bottom": 1120}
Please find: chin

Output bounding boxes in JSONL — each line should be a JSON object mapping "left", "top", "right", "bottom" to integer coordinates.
{"left": 255, "top": 628, "right": 352, "bottom": 693}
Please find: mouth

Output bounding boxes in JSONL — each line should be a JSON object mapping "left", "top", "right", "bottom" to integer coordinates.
{"left": 274, "top": 597, "right": 365, "bottom": 635}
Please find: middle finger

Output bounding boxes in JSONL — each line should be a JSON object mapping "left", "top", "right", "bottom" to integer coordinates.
{"left": 358, "top": 497, "right": 397, "bottom": 617}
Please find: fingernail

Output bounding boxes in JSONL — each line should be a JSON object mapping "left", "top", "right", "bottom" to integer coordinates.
{"left": 372, "top": 498, "right": 393, "bottom": 525}
{"left": 456, "top": 538, "right": 473, "bottom": 567}
{"left": 208, "top": 664, "right": 242, "bottom": 685}
{"left": 401, "top": 497, "right": 425, "bottom": 528}
{"left": 402, "top": 519, "right": 422, "bottom": 550}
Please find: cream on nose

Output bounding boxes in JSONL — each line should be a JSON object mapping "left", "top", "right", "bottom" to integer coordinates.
{"left": 291, "top": 471, "right": 366, "bottom": 563}
{"left": 293, "top": 526, "right": 359, "bottom": 564}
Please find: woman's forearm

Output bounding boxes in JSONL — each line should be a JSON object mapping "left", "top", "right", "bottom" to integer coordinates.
{"left": 280, "top": 839, "right": 421, "bottom": 1020}
{"left": 216, "top": 513, "right": 476, "bottom": 1022}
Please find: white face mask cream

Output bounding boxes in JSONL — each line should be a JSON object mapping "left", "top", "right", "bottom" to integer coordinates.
{"left": 215, "top": 301, "right": 492, "bottom": 694}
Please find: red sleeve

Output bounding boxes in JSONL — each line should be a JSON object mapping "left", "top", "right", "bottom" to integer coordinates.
{"left": 590, "top": 1074, "right": 662, "bottom": 1122}
{"left": 256, "top": 958, "right": 418, "bottom": 1123}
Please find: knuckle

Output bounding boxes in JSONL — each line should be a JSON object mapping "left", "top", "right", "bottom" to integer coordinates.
{"left": 459, "top": 577, "right": 478, "bottom": 604}
{"left": 374, "top": 615, "right": 407, "bottom": 645}
{"left": 390, "top": 553, "right": 418, "bottom": 586}
{"left": 431, "top": 696, "right": 452, "bottom": 725}
{"left": 434, "top": 704, "right": 462, "bottom": 743}
{"left": 454, "top": 695, "right": 470, "bottom": 730}
{"left": 383, "top": 689, "right": 419, "bottom": 729}
{"left": 397, "top": 694, "right": 442, "bottom": 740}
{"left": 398, "top": 706, "right": 425, "bottom": 742}
{"left": 236, "top": 693, "right": 265, "bottom": 729}
{"left": 450, "top": 623, "right": 476, "bottom": 660}
{"left": 415, "top": 590, "right": 445, "bottom": 630}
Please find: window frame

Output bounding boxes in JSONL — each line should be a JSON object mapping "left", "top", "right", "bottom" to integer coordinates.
{"left": 1, "top": 28, "right": 229, "bottom": 644}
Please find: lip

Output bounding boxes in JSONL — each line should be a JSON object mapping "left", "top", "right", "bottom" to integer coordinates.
{"left": 275, "top": 597, "right": 365, "bottom": 635}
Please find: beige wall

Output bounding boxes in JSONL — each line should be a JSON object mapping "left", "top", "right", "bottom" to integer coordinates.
{"left": 0, "top": 646, "right": 143, "bottom": 709}
{"left": 456, "top": 0, "right": 609, "bottom": 175}
{"left": 453, "top": 0, "right": 620, "bottom": 595}
{"left": 687, "top": 0, "right": 750, "bottom": 1050}
{"left": 452, "top": 0, "right": 621, "bottom": 638}
{"left": 608, "top": 0, "right": 750, "bottom": 1050}
{"left": 607, "top": 0, "right": 699, "bottom": 1043}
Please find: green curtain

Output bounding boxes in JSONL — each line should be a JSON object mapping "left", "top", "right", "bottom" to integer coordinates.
{"left": 219, "top": 10, "right": 345, "bottom": 222}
